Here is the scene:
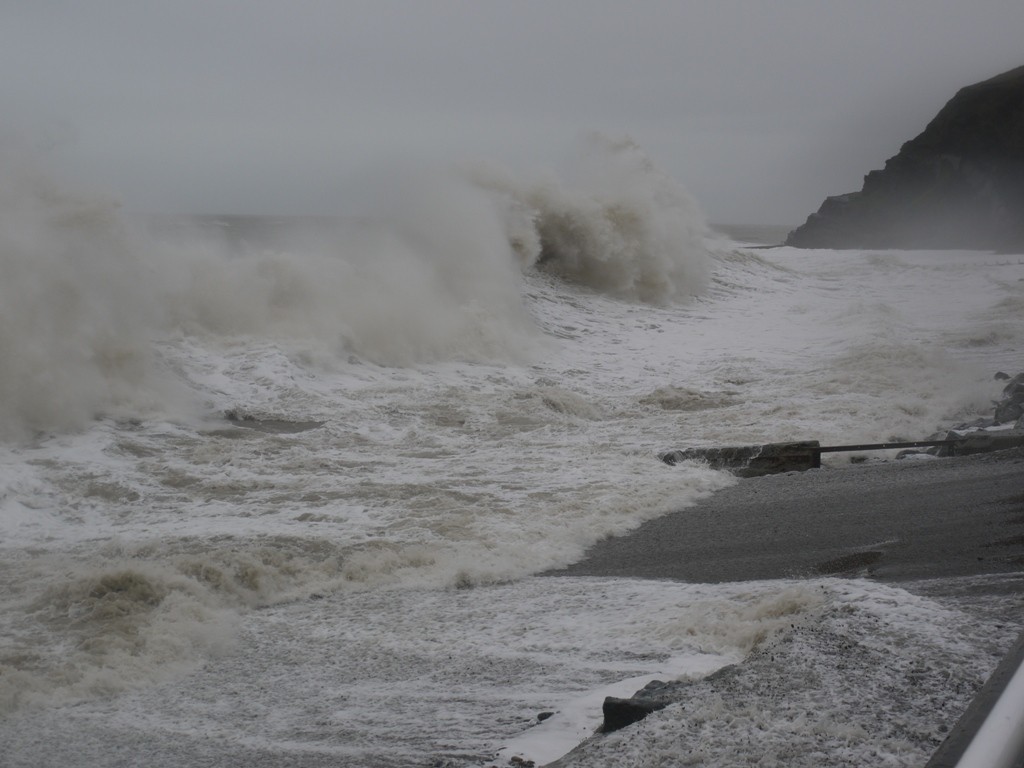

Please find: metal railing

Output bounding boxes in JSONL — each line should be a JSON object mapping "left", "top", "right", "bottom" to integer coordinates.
{"left": 925, "top": 630, "right": 1024, "bottom": 768}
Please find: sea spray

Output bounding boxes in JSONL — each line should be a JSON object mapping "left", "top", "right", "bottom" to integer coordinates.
{"left": 0, "top": 144, "right": 168, "bottom": 437}
{"left": 2, "top": 134, "right": 1020, "bottom": 765}
{"left": 0, "top": 135, "right": 715, "bottom": 438}
{"left": 0, "top": 153, "right": 541, "bottom": 437}
{"left": 472, "top": 134, "right": 712, "bottom": 303}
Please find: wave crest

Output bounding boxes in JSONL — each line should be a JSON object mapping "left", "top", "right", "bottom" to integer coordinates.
{"left": 0, "top": 135, "right": 710, "bottom": 436}
{"left": 478, "top": 135, "right": 711, "bottom": 303}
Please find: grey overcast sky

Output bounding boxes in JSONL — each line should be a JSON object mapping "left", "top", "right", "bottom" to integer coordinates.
{"left": 2, "top": 1, "right": 1022, "bottom": 225}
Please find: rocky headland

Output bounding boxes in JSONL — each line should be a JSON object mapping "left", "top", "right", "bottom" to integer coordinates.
{"left": 786, "top": 64, "right": 1024, "bottom": 250}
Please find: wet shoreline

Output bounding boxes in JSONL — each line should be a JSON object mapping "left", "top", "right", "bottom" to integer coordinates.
{"left": 547, "top": 448, "right": 1024, "bottom": 588}
{"left": 541, "top": 449, "right": 1024, "bottom": 767}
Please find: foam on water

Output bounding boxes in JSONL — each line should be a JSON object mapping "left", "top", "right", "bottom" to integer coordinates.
{"left": 0, "top": 145, "right": 169, "bottom": 438}
{"left": 549, "top": 578, "right": 1021, "bottom": 768}
{"left": 1, "top": 137, "right": 1022, "bottom": 763}
{"left": 474, "top": 134, "right": 712, "bottom": 304}
{"left": 0, "top": 135, "right": 714, "bottom": 441}
{"left": 0, "top": 577, "right": 1017, "bottom": 767}
{"left": 157, "top": 173, "right": 541, "bottom": 367}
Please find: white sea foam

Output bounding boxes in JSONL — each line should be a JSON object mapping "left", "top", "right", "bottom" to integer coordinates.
{"left": 0, "top": 135, "right": 716, "bottom": 440}
{"left": 0, "top": 558, "right": 237, "bottom": 713}
{"left": 0, "top": 144, "right": 170, "bottom": 437}
{"left": 473, "top": 134, "right": 712, "bottom": 303}
{"left": 548, "top": 579, "right": 1019, "bottom": 768}
{"left": 1, "top": 137, "right": 1022, "bottom": 763}
{"left": 0, "top": 577, "right": 1016, "bottom": 767}
{"left": 155, "top": 172, "right": 540, "bottom": 367}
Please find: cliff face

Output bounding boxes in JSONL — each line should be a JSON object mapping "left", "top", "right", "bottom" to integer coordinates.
{"left": 786, "top": 65, "right": 1024, "bottom": 250}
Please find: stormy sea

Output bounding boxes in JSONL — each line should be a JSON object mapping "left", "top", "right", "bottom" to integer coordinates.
{"left": 0, "top": 137, "right": 1021, "bottom": 766}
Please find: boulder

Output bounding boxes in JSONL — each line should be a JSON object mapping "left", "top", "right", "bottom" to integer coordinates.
{"left": 994, "top": 399, "right": 1024, "bottom": 425}
{"left": 992, "top": 372, "right": 1024, "bottom": 424}
{"left": 601, "top": 680, "right": 681, "bottom": 733}
{"left": 1001, "top": 372, "right": 1024, "bottom": 399}
{"left": 786, "top": 65, "right": 1024, "bottom": 250}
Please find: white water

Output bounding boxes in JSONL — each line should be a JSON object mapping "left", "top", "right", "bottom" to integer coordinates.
{"left": 0, "top": 139, "right": 1022, "bottom": 766}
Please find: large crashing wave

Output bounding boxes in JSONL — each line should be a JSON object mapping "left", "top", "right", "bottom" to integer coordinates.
{"left": 0, "top": 146, "right": 169, "bottom": 437}
{"left": 0, "top": 151, "right": 538, "bottom": 436}
{"left": 0, "top": 136, "right": 710, "bottom": 436}
{"left": 160, "top": 170, "right": 538, "bottom": 367}
{"left": 478, "top": 134, "right": 711, "bottom": 304}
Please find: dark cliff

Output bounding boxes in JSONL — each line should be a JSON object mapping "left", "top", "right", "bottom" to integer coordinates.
{"left": 786, "top": 65, "right": 1024, "bottom": 250}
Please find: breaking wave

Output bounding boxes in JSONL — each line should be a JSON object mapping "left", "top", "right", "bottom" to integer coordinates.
{"left": 0, "top": 166, "right": 536, "bottom": 435}
{"left": 0, "top": 534, "right": 354, "bottom": 713}
{"left": 0, "top": 559, "right": 236, "bottom": 713}
{"left": 477, "top": 134, "right": 712, "bottom": 303}
{"left": 0, "top": 135, "right": 710, "bottom": 438}
{"left": 0, "top": 145, "right": 168, "bottom": 437}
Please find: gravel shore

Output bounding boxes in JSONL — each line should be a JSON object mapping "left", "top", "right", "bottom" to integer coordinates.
{"left": 540, "top": 449, "right": 1024, "bottom": 768}
{"left": 548, "top": 448, "right": 1024, "bottom": 588}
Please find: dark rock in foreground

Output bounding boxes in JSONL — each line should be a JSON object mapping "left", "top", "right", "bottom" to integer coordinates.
{"left": 786, "top": 64, "right": 1024, "bottom": 250}
{"left": 601, "top": 681, "right": 677, "bottom": 733}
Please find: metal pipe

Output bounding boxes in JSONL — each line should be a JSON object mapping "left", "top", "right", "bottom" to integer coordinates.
{"left": 814, "top": 439, "right": 960, "bottom": 453}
